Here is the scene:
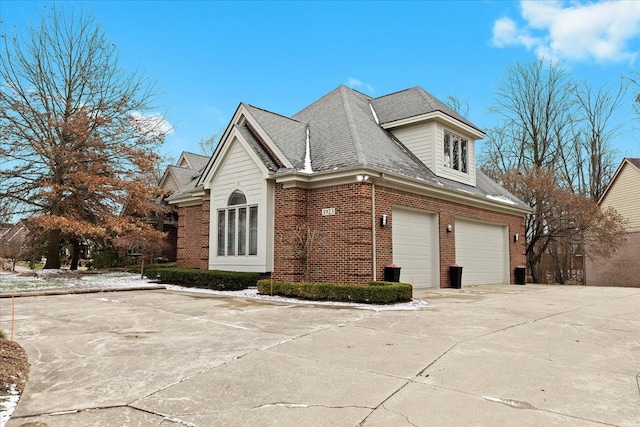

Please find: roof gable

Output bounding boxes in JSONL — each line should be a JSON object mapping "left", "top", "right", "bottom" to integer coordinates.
{"left": 371, "top": 87, "right": 483, "bottom": 136}
{"left": 598, "top": 158, "right": 640, "bottom": 205}
{"left": 598, "top": 158, "right": 640, "bottom": 231}
{"left": 243, "top": 104, "right": 307, "bottom": 170}
{"left": 179, "top": 152, "right": 210, "bottom": 170}
{"left": 174, "top": 85, "right": 527, "bottom": 214}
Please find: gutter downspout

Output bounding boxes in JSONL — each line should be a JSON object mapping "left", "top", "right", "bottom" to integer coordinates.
{"left": 371, "top": 174, "right": 385, "bottom": 281}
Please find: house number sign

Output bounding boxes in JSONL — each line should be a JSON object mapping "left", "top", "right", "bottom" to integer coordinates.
{"left": 321, "top": 208, "right": 336, "bottom": 216}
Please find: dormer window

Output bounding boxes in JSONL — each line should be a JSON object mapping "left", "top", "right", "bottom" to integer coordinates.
{"left": 443, "top": 130, "right": 468, "bottom": 174}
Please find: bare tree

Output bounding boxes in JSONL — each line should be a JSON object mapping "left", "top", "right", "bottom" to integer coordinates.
{"left": 559, "top": 79, "right": 626, "bottom": 199}
{"left": 499, "top": 169, "right": 626, "bottom": 283}
{"left": 198, "top": 130, "right": 223, "bottom": 156}
{"left": 488, "top": 59, "right": 575, "bottom": 170}
{"left": 482, "top": 60, "right": 626, "bottom": 283}
{"left": 0, "top": 5, "right": 170, "bottom": 269}
{"left": 445, "top": 95, "right": 470, "bottom": 117}
{"left": 280, "top": 224, "right": 327, "bottom": 283}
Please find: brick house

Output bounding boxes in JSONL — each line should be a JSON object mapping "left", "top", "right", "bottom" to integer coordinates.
{"left": 166, "top": 86, "right": 529, "bottom": 288}
{"left": 158, "top": 152, "right": 210, "bottom": 261}
{"left": 585, "top": 158, "right": 640, "bottom": 287}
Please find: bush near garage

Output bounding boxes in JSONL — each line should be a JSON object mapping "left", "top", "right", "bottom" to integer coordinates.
{"left": 145, "top": 265, "right": 259, "bottom": 291}
{"left": 257, "top": 280, "right": 413, "bottom": 304}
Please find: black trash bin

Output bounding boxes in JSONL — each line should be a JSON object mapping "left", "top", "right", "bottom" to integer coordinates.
{"left": 514, "top": 266, "right": 526, "bottom": 285}
{"left": 449, "top": 264, "right": 463, "bottom": 289}
{"left": 384, "top": 263, "right": 401, "bottom": 282}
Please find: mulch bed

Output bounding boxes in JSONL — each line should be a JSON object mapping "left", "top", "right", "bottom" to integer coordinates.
{"left": 0, "top": 338, "right": 30, "bottom": 395}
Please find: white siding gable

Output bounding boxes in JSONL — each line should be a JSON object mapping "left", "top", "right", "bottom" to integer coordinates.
{"left": 389, "top": 122, "right": 435, "bottom": 171}
{"left": 601, "top": 162, "right": 640, "bottom": 232}
{"left": 162, "top": 174, "right": 179, "bottom": 193}
{"left": 206, "top": 136, "right": 274, "bottom": 272}
{"left": 389, "top": 121, "right": 476, "bottom": 187}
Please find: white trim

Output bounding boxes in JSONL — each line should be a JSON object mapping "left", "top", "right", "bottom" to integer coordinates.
{"left": 598, "top": 158, "right": 640, "bottom": 206}
{"left": 203, "top": 132, "right": 272, "bottom": 191}
{"left": 198, "top": 104, "right": 292, "bottom": 187}
{"left": 381, "top": 111, "right": 485, "bottom": 139}
{"left": 276, "top": 167, "right": 530, "bottom": 216}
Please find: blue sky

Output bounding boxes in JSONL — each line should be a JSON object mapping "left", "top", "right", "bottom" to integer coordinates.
{"left": 3, "top": 0, "right": 640, "bottom": 163}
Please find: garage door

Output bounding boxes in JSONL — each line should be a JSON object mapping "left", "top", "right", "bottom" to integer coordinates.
{"left": 392, "top": 208, "right": 438, "bottom": 287}
{"left": 455, "top": 219, "right": 508, "bottom": 285}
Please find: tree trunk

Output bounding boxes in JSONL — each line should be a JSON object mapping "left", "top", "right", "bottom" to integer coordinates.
{"left": 140, "top": 252, "right": 145, "bottom": 279}
{"left": 43, "top": 229, "right": 61, "bottom": 269}
{"left": 70, "top": 239, "right": 80, "bottom": 271}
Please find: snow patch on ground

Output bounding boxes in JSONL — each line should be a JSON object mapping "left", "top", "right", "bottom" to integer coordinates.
{"left": 1, "top": 271, "right": 428, "bottom": 310}
{"left": 165, "top": 285, "right": 428, "bottom": 311}
{"left": 0, "top": 383, "right": 19, "bottom": 427}
{"left": 0, "top": 269, "right": 427, "bottom": 425}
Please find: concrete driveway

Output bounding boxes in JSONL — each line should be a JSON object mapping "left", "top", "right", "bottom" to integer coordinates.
{"left": 2, "top": 284, "right": 639, "bottom": 427}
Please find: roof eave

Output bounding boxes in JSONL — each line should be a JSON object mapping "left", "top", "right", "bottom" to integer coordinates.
{"left": 276, "top": 167, "right": 531, "bottom": 216}
{"left": 166, "top": 187, "right": 209, "bottom": 206}
{"left": 380, "top": 111, "right": 485, "bottom": 139}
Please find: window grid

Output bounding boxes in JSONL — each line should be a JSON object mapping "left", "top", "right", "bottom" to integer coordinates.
{"left": 443, "top": 130, "right": 468, "bottom": 174}
{"left": 217, "top": 190, "right": 258, "bottom": 257}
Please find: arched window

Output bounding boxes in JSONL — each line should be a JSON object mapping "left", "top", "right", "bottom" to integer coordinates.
{"left": 217, "top": 190, "right": 258, "bottom": 257}
{"left": 228, "top": 190, "right": 246, "bottom": 206}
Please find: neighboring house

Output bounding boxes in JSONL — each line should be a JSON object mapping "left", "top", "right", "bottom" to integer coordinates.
{"left": 157, "top": 152, "right": 210, "bottom": 261}
{"left": 585, "top": 158, "right": 640, "bottom": 287}
{"left": 166, "top": 86, "right": 530, "bottom": 288}
{"left": 0, "top": 221, "right": 29, "bottom": 269}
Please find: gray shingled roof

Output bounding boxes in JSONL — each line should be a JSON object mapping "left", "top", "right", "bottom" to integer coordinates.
{"left": 181, "top": 152, "right": 210, "bottom": 171}
{"left": 169, "top": 165, "right": 198, "bottom": 188}
{"left": 235, "top": 85, "right": 525, "bottom": 209}
{"left": 371, "top": 87, "right": 481, "bottom": 132}
{"left": 234, "top": 124, "right": 280, "bottom": 172}
{"left": 291, "top": 86, "right": 431, "bottom": 178}
{"left": 170, "top": 85, "right": 527, "bottom": 210}
{"left": 243, "top": 104, "right": 307, "bottom": 170}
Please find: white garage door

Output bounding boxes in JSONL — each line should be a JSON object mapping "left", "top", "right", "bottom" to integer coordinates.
{"left": 455, "top": 219, "right": 508, "bottom": 285}
{"left": 392, "top": 208, "right": 438, "bottom": 287}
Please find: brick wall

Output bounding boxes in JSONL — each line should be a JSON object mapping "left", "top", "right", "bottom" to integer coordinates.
{"left": 374, "top": 186, "right": 526, "bottom": 287}
{"left": 273, "top": 182, "right": 526, "bottom": 287}
{"left": 273, "top": 185, "right": 310, "bottom": 282}
{"left": 585, "top": 231, "right": 640, "bottom": 287}
{"left": 176, "top": 200, "right": 210, "bottom": 269}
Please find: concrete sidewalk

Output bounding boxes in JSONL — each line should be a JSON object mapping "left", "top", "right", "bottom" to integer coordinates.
{"left": 2, "top": 285, "right": 639, "bottom": 426}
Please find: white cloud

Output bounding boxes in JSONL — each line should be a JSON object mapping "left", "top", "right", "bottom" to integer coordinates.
{"left": 129, "top": 111, "right": 174, "bottom": 138}
{"left": 347, "top": 77, "right": 374, "bottom": 93}
{"left": 491, "top": 0, "right": 640, "bottom": 64}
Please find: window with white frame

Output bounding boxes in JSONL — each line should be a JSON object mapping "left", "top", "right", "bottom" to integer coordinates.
{"left": 217, "top": 190, "right": 258, "bottom": 256}
{"left": 443, "top": 130, "right": 468, "bottom": 173}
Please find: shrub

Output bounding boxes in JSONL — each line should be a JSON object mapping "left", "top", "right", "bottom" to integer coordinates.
{"left": 142, "top": 263, "right": 176, "bottom": 279}
{"left": 147, "top": 266, "right": 259, "bottom": 291}
{"left": 91, "top": 249, "right": 120, "bottom": 269}
{"left": 257, "top": 280, "right": 412, "bottom": 304}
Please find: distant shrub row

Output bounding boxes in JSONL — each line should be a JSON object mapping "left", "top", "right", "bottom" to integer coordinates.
{"left": 145, "top": 265, "right": 259, "bottom": 291}
{"left": 257, "top": 280, "right": 412, "bottom": 304}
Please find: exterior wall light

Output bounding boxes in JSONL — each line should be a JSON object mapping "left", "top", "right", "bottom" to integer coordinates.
{"left": 446, "top": 224, "right": 452, "bottom": 233}
{"left": 356, "top": 174, "right": 370, "bottom": 182}
{"left": 514, "top": 233, "right": 519, "bottom": 242}
{"left": 380, "top": 214, "right": 388, "bottom": 227}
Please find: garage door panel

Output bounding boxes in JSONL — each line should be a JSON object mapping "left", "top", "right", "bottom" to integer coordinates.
{"left": 392, "top": 208, "right": 438, "bottom": 288}
{"left": 455, "top": 219, "right": 507, "bottom": 285}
